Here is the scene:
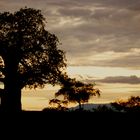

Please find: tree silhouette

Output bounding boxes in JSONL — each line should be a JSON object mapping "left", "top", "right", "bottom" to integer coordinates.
{"left": 0, "top": 8, "right": 66, "bottom": 112}
{"left": 111, "top": 96, "right": 140, "bottom": 112}
{"left": 49, "top": 98, "right": 68, "bottom": 108}
{"left": 48, "top": 98, "right": 68, "bottom": 111}
{"left": 54, "top": 75, "right": 100, "bottom": 110}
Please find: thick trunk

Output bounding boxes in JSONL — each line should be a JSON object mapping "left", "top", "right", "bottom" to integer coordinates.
{"left": 1, "top": 54, "right": 22, "bottom": 112}
{"left": 1, "top": 86, "right": 22, "bottom": 112}
{"left": 1, "top": 66, "right": 22, "bottom": 112}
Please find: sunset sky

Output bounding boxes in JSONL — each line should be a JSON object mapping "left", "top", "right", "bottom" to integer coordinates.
{"left": 1, "top": 0, "right": 140, "bottom": 110}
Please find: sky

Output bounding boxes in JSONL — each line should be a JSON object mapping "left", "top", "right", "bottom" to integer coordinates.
{"left": 1, "top": 0, "right": 140, "bottom": 110}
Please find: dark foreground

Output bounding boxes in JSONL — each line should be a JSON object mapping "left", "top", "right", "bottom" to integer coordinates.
{"left": 1, "top": 111, "right": 140, "bottom": 138}
{"left": 1, "top": 110, "right": 140, "bottom": 120}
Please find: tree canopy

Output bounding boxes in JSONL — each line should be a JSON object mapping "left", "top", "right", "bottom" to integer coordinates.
{"left": 53, "top": 75, "right": 100, "bottom": 110}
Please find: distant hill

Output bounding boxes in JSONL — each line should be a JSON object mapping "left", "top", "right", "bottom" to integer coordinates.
{"left": 69, "top": 103, "right": 112, "bottom": 111}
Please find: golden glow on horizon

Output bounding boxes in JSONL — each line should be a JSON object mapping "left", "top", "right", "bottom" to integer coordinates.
{"left": 22, "top": 82, "right": 140, "bottom": 111}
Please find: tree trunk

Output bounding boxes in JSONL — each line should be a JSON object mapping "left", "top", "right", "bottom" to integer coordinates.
{"left": 78, "top": 101, "right": 82, "bottom": 110}
{"left": 1, "top": 86, "right": 22, "bottom": 112}
{"left": 1, "top": 54, "right": 22, "bottom": 112}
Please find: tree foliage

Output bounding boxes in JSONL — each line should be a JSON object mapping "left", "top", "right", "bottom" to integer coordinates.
{"left": 49, "top": 98, "right": 68, "bottom": 108}
{"left": 0, "top": 7, "right": 66, "bottom": 89}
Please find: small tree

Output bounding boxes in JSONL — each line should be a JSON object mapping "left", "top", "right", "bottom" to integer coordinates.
{"left": 0, "top": 8, "right": 66, "bottom": 112}
{"left": 55, "top": 75, "right": 100, "bottom": 110}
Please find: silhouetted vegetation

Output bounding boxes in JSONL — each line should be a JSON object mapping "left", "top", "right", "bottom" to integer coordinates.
{"left": 42, "top": 106, "right": 68, "bottom": 112}
{"left": 42, "top": 96, "right": 140, "bottom": 113}
{"left": 49, "top": 98, "right": 68, "bottom": 108}
{"left": 0, "top": 7, "right": 66, "bottom": 112}
{"left": 111, "top": 96, "right": 140, "bottom": 112}
{"left": 49, "top": 75, "right": 100, "bottom": 110}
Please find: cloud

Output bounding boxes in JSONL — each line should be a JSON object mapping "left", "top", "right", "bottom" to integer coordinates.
{"left": 0, "top": 0, "right": 140, "bottom": 68}
{"left": 96, "top": 75, "right": 140, "bottom": 84}
{"left": 57, "top": 8, "right": 92, "bottom": 18}
{"left": 81, "top": 75, "right": 140, "bottom": 84}
{"left": 100, "top": 53, "right": 140, "bottom": 69}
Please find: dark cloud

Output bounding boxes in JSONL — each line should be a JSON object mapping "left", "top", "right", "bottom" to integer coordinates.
{"left": 96, "top": 75, "right": 140, "bottom": 84}
{"left": 81, "top": 75, "right": 140, "bottom": 84}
